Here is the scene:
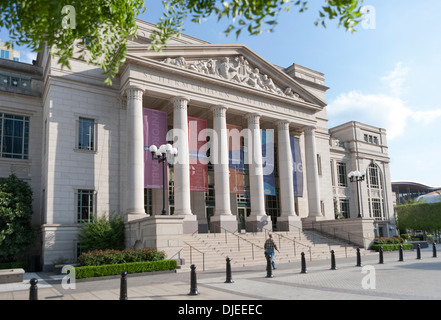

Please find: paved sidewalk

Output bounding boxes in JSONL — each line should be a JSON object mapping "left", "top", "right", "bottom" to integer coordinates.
{"left": 0, "top": 246, "right": 440, "bottom": 300}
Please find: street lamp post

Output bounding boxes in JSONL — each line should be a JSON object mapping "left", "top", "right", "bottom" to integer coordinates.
{"left": 149, "top": 144, "right": 178, "bottom": 215}
{"left": 348, "top": 170, "right": 366, "bottom": 218}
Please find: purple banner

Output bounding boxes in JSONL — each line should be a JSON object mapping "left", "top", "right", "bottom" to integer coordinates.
{"left": 143, "top": 108, "right": 167, "bottom": 189}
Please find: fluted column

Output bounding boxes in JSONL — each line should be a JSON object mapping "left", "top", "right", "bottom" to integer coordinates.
{"left": 172, "top": 96, "right": 198, "bottom": 233}
{"left": 276, "top": 121, "right": 302, "bottom": 231}
{"left": 210, "top": 105, "right": 237, "bottom": 233}
{"left": 245, "top": 113, "right": 271, "bottom": 232}
{"left": 304, "top": 126, "right": 322, "bottom": 219}
{"left": 125, "top": 86, "right": 146, "bottom": 220}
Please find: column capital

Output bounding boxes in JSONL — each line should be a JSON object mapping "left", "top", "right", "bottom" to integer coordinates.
{"left": 246, "top": 113, "right": 261, "bottom": 125}
{"left": 125, "top": 86, "right": 144, "bottom": 101}
{"left": 211, "top": 105, "right": 228, "bottom": 118}
{"left": 171, "top": 95, "right": 191, "bottom": 104}
{"left": 304, "top": 125, "right": 317, "bottom": 135}
{"left": 276, "top": 120, "right": 291, "bottom": 131}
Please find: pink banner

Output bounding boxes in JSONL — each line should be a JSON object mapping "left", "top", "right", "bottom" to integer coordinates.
{"left": 144, "top": 108, "right": 168, "bottom": 189}
{"left": 188, "top": 116, "right": 208, "bottom": 192}
{"left": 227, "top": 124, "right": 245, "bottom": 194}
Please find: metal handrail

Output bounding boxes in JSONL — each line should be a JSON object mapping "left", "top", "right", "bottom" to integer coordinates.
{"left": 183, "top": 241, "right": 205, "bottom": 272}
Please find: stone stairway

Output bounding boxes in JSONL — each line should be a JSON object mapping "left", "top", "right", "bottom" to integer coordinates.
{"left": 179, "top": 230, "right": 374, "bottom": 271}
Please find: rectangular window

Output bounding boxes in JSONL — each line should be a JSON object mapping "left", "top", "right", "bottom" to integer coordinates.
{"left": 0, "top": 113, "right": 30, "bottom": 159}
{"left": 13, "top": 57, "right": 19, "bottom": 62}
{"left": 317, "top": 154, "right": 322, "bottom": 176}
{"left": 78, "top": 118, "right": 95, "bottom": 151}
{"left": 77, "top": 190, "right": 95, "bottom": 223}
{"left": 144, "top": 188, "right": 153, "bottom": 216}
{"left": 369, "top": 165, "right": 379, "bottom": 189}
{"left": 337, "top": 162, "right": 348, "bottom": 187}
{"left": 370, "top": 198, "right": 383, "bottom": 220}
{"left": 1, "top": 50, "right": 9, "bottom": 60}
{"left": 330, "top": 160, "right": 335, "bottom": 186}
{"left": 339, "top": 199, "right": 350, "bottom": 219}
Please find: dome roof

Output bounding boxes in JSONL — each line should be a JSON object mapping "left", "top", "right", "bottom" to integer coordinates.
{"left": 417, "top": 191, "right": 441, "bottom": 203}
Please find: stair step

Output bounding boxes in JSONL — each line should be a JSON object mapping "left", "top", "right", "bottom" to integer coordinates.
{"left": 178, "top": 230, "right": 373, "bottom": 271}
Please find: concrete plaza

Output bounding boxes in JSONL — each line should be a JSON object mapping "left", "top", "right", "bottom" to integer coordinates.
{"left": 0, "top": 245, "right": 440, "bottom": 301}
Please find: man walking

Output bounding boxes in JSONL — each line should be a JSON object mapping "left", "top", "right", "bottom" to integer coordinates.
{"left": 264, "top": 233, "right": 280, "bottom": 269}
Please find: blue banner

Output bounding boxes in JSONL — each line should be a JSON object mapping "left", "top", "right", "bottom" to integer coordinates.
{"left": 290, "top": 137, "right": 303, "bottom": 197}
{"left": 262, "top": 130, "right": 276, "bottom": 196}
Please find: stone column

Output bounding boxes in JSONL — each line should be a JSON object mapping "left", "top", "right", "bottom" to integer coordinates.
{"left": 245, "top": 113, "right": 271, "bottom": 232}
{"left": 304, "top": 126, "right": 323, "bottom": 222}
{"left": 125, "top": 86, "right": 146, "bottom": 221}
{"left": 276, "top": 120, "right": 302, "bottom": 231}
{"left": 210, "top": 105, "right": 237, "bottom": 233}
{"left": 172, "top": 96, "right": 198, "bottom": 233}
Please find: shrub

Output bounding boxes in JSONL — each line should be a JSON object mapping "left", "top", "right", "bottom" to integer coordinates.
{"left": 371, "top": 244, "right": 414, "bottom": 251}
{"left": 77, "top": 248, "right": 166, "bottom": 266}
{"left": 0, "top": 174, "right": 35, "bottom": 263}
{"left": 374, "top": 237, "right": 404, "bottom": 245}
{"left": 78, "top": 214, "right": 125, "bottom": 252}
{"left": 75, "top": 260, "right": 177, "bottom": 279}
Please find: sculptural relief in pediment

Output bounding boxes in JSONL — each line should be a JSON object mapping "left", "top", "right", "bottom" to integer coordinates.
{"left": 162, "top": 56, "right": 305, "bottom": 102}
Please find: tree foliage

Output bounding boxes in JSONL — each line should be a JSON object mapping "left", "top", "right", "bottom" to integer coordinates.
{"left": 0, "top": 0, "right": 145, "bottom": 85}
{"left": 396, "top": 202, "right": 441, "bottom": 232}
{"left": 78, "top": 214, "right": 125, "bottom": 252}
{"left": 150, "top": 0, "right": 366, "bottom": 50}
{"left": 1, "top": 0, "right": 366, "bottom": 85}
{"left": 0, "top": 174, "right": 35, "bottom": 263}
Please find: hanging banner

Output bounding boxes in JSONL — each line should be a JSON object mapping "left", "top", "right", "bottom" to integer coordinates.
{"left": 188, "top": 116, "right": 208, "bottom": 192}
{"left": 227, "top": 124, "right": 245, "bottom": 194}
{"left": 262, "top": 129, "right": 276, "bottom": 196}
{"left": 290, "top": 136, "right": 304, "bottom": 197}
{"left": 143, "top": 108, "right": 167, "bottom": 189}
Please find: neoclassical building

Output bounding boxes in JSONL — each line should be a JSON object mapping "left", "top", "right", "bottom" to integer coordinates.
{"left": 0, "top": 20, "right": 396, "bottom": 271}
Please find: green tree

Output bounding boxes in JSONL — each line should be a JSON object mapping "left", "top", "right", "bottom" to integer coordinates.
{"left": 0, "top": 174, "right": 35, "bottom": 263}
{"left": 78, "top": 214, "right": 125, "bottom": 252}
{"left": 0, "top": 0, "right": 366, "bottom": 85}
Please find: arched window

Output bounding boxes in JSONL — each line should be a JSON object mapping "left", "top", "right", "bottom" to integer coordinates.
{"left": 368, "top": 164, "right": 382, "bottom": 189}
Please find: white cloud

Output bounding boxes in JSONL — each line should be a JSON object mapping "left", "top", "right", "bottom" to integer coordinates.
{"left": 380, "top": 62, "right": 409, "bottom": 96}
{"left": 328, "top": 91, "right": 411, "bottom": 139}
{"left": 328, "top": 62, "right": 441, "bottom": 140}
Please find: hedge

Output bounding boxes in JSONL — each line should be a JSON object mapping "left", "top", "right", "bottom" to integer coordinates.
{"left": 74, "top": 260, "right": 177, "bottom": 279}
{"left": 77, "top": 248, "right": 166, "bottom": 266}
{"left": 371, "top": 244, "right": 414, "bottom": 252}
{"left": 0, "top": 261, "right": 28, "bottom": 270}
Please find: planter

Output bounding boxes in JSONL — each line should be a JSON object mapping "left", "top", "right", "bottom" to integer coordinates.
{"left": 0, "top": 268, "right": 25, "bottom": 284}
{"left": 408, "top": 241, "right": 429, "bottom": 249}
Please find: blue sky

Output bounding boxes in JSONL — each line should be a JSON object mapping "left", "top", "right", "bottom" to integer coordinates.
{"left": 2, "top": 0, "right": 440, "bottom": 187}
{"left": 139, "top": 0, "right": 441, "bottom": 187}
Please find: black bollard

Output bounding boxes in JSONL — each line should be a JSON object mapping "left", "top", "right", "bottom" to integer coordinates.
{"left": 330, "top": 250, "right": 337, "bottom": 270}
{"left": 356, "top": 248, "right": 362, "bottom": 267}
{"left": 265, "top": 252, "right": 273, "bottom": 278}
{"left": 225, "top": 257, "right": 234, "bottom": 283}
{"left": 399, "top": 245, "right": 404, "bottom": 262}
{"left": 29, "top": 278, "right": 38, "bottom": 300}
{"left": 379, "top": 246, "right": 384, "bottom": 264}
{"left": 300, "top": 252, "right": 307, "bottom": 274}
{"left": 416, "top": 244, "right": 421, "bottom": 260}
{"left": 119, "top": 271, "right": 128, "bottom": 300}
{"left": 433, "top": 242, "right": 437, "bottom": 258}
{"left": 189, "top": 264, "right": 199, "bottom": 295}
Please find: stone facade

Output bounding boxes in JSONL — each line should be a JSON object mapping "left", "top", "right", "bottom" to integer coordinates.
{"left": 0, "top": 20, "right": 395, "bottom": 271}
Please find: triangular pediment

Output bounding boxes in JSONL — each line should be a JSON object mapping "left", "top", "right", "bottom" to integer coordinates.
{"left": 126, "top": 43, "right": 326, "bottom": 108}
